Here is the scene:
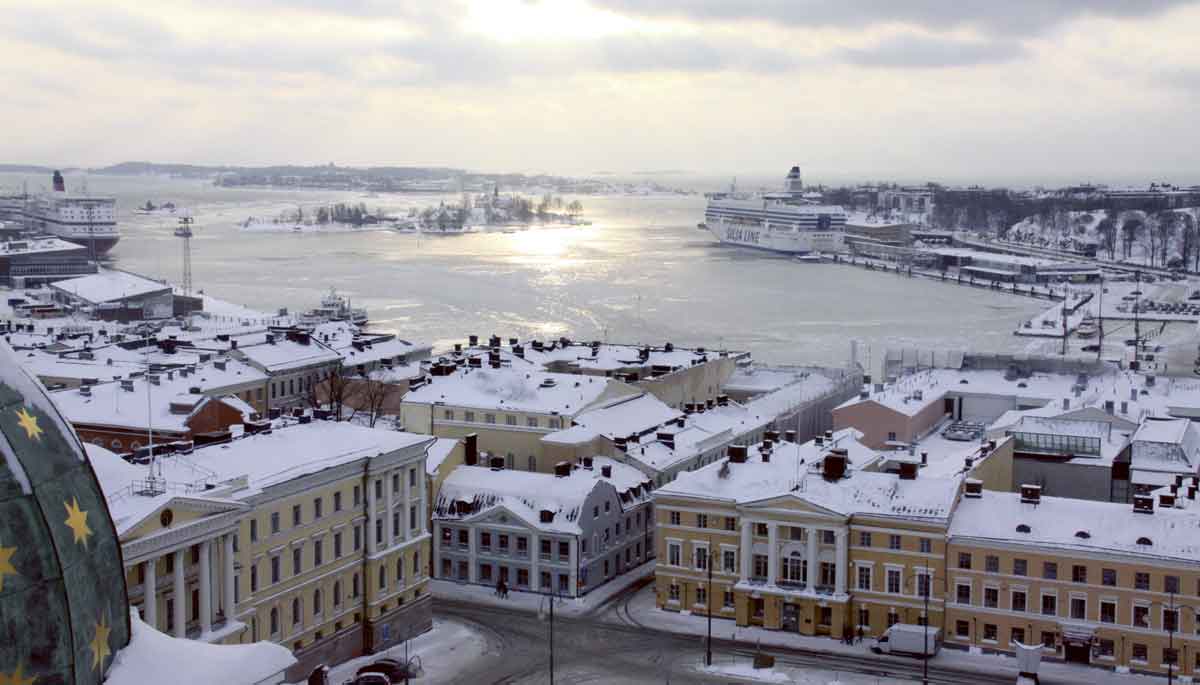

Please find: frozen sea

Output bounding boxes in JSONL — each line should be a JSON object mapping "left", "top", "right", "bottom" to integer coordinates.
{"left": 1, "top": 172, "right": 1045, "bottom": 370}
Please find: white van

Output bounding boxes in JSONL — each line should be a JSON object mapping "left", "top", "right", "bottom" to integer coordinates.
{"left": 871, "top": 624, "right": 942, "bottom": 657}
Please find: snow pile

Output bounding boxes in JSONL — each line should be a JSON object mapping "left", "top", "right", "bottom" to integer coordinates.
{"left": 107, "top": 608, "right": 294, "bottom": 685}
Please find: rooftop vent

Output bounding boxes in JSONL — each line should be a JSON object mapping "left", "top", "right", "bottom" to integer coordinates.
{"left": 78, "top": 385, "right": 91, "bottom": 397}
{"left": 963, "top": 479, "right": 983, "bottom": 498}
{"left": 1019, "top": 484, "right": 1041, "bottom": 505}
{"left": 784, "top": 430, "right": 796, "bottom": 443}
{"left": 120, "top": 379, "right": 135, "bottom": 392}
{"left": 1133, "top": 495, "right": 1154, "bottom": 514}
{"left": 540, "top": 510, "right": 555, "bottom": 523}
{"left": 899, "top": 461, "right": 918, "bottom": 480}
{"left": 468, "top": 334, "right": 478, "bottom": 346}
{"left": 601, "top": 465, "right": 612, "bottom": 478}
{"left": 489, "top": 456, "right": 505, "bottom": 470}
{"left": 1159, "top": 493, "right": 1176, "bottom": 509}
{"left": 823, "top": 449, "right": 848, "bottom": 481}
{"left": 464, "top": 433, "right": 478, "bottom": 466}
{"left": 727, "top": 445, "right": 748, "bottom": 464}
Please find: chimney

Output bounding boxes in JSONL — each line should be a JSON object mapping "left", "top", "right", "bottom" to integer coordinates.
{"left": 540, "top": 510, "right": 554, "bottom": 523}
{"left": 1062, "top": 398, "right": 1069, "bottom": 410}
{"left": 824, "top": 430, "right": 834, "bottom": 441}
{"left": 266, "top": 333, "right": 275, "bottom": 345}
{"left": 920, "top": 451, "right": 928, "bottom": 465}
{"left": 717, "top": 394, "right": 729, "bottom": 407}
{"left": 727, "top": 445, "right": 748, "bottom": 463}
{"left": 581, "top": 456, "right": 594, "bottom": 469}
{"left": 784, "top": 430, "right": 796, "bottom": 443}
{"left": 1120, "top": 401, "right": 1128, "bottom": 414}
{"left": 1159, "top": 493, "right": 1176, "bottom": 509}
{"left": 489, "top": 456, "right": 505, "bottom": 470}
{"left": 1019, "top": 484, "right": 1041, "bottom": 504}
{"left": 464, "top": 433, "right": 478, "bottom": 466}
{"left": 214, "top": 360, "right": 227, "bottom": 371}
{"left": 1189, "top": 486, "right": 1197, "bottom": 500}
{"left": 468, "top": 335, "right": 478, "bottom": 347}
{"left": 963, "top": 478, "right": 983, "bottom": 498}
{"left": 899, "top": 461, "right": 918, "bottom": 480}
{"left": 554, "top": 462, "right": 571, "bottom": 477}
{"left": 52, "top": 170, "right": 65, "bottom": 192}
{"left": 823, "top": 450, "right": 848, "bottom": 481}
{"left": 601, "top": 465, "right": 612, "bottom": 478}
{"left": 78, "top": 385, "right": 91, "bottom": 397}
{"left": 1133, "top": 494, "right": 1154, "bottom": 514}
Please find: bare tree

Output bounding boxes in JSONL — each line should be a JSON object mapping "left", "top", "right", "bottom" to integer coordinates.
{"left": 356, "top": 377, "right": 392, "bottom": 428}
{"left": 307, "top": 361, "right": 361, "bottom": 421}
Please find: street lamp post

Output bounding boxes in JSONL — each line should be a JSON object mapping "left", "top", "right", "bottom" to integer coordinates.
{"left": 706, "top": 535, "right": 713, "bottom": 667}
{"left": 908, "top": 570, "right": 945, "bottom": 685}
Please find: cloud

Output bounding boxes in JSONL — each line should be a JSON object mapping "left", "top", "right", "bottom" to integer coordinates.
{"left": 588, "top": 0, "right": 1195, "bottom": 36}
{"left": 838, "top": 34, "right": 1023, "bottom": 69}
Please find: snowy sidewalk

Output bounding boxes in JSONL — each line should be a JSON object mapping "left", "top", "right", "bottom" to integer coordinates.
{"left": 613, "top": 585, "right": 1159, "bottom": 685}
{"left": 430, "top": 559, "right": 655, "bottom": 618}
{"left": 286, "top": 617, "right": 486, "bottom": 685}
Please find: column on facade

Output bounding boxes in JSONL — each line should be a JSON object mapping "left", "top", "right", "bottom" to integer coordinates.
{"left": 385, "top": 469, "right": 395, "bottom": 544}
{"left": 402, "top": 465, "right": 412, "bottom": 541}
{"left": 766, "top": 523, "right": 778, "bottom": 585}
{"left": 567, "top": 536, "right": 578, "bottom": 597}
{"left": 530, "top": 532, "right": 540, "bottom": 592}
{"left": 199, "top": 540, "right": 213, "bottom": 634}
{"left": 806, "top": 527, "right": 818, "bottom": 588}
{"left": 468, "top": 527, "right": 478, "bottom": 583}
{"left": 834, "top": 529, "right": 847, "bottom": 595}
{"left": 223, "top": 534, "right": 236, "bottom": 623}
{"left": 739, "top": 520, "right": 752, "bottom": 583}
{"left": 417, "top": 465, "right": 428, "bottom": 535}
{"left": 432, "top": 522, "right": 442, "bottom": 577}
{"left": 143, "top": 558, "right": 157, "bottom": 629}
{"left": 172, "top": 549, "right": 186, "bottom": 638}
{"left": 367, "top": 477, "right": 379, "bottom": 556}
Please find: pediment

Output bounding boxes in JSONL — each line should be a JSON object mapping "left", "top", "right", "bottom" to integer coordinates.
{"left": 740, "top": 492, "right": 845, "bottom": 520}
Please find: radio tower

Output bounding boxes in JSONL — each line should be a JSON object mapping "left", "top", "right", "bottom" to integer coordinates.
{"left": 174, "top": 214, "right": 194, "bottom": 295}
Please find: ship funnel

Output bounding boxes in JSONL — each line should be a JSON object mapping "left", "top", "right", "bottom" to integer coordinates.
{"left": 52, "top": 171, "right": 65, "bottom": 192}
{"left": 784, "top": 166, "right": 802, "bottom": 195}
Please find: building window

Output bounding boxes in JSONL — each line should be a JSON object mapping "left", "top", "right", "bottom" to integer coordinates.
{"left": 485, "top": 414, "right": 496, "bottom": 424}
{"left": 985, "top": 555, "right": 999, "bottom": 573}
{"left": 753, "top": 555, "right": 769, "bottom": 580}
{"left": 919, "top": 538, "right": 931, "bottom": 554}
{"left": 696, "top": 514, "right": 708, "bottom": 528}
{"left": 1164, "top": 647, "right": 1179, "bottom": 666}
{"left": 916, "top": 572, "right": 931, "bottom": 598}
{"left": 270, "top": 512, "right": 280, "bottom": 534}
{"left": 1098, "top": 639, "right": 1114, "bottom": 657}
{"left": 270, "top": 557, "right": 281, "bottom": 584}
{"left": 269, "top": 608, "right": 278, "bottom": 636}
{"left": 505, "top": 415, "right": 517, "bottom": 426}
{"left": 1132, "top": 643, "right": 1148, "bottom": 663}
{"left": 292, "top": 547, "right": 302, "bottom": 576}
{"left": 1070, "top": 596, "right": 1086, "bottom": 620}
{"left": 887, "top": 569, "right": 901, "bottom": 594}
{"left": 250, "top": 519, "right": 258, "bottom": 542}
{"left": 859, "top": 531, "right": 872, "bottom": 547}
{"left": 1042, "top": 632, "right": 1056, "bottom": 650}
{"left": 250, "top": 565, "right": 258, "bottom": 592}
{"left": 313, "top": 540, "right": 323, "bottom": 566}
{"left": 1135, "top": 572, "right": 1150, "bottom": 590}
{"left": 292, "top": 504, "right": 302, "bottom": 527}
{"left": 958, "top": 552, "right": 971, "bottom": 570}
{"left": 857, "top": 566, "right": 871, "bottom": 591}
{"left": 1165, "top": 608, "right": 1180, "bottom": 632}
{"left": 1071, "top": 565, "right": 1087, "bottom": 584}
{"left": 1042, "top": 562, "right": 1057, "bottom": 580}
{"left": 313, "top": 497, "right": 323, "bottom": 520}
{"left": 353, "top": 485, "right": 361, "bottom": 506}
{"left": 1013, "top": 558, "right": 1027, "bottom": 576}
{"left": 1133, "top": 604, "right": 1150, "bottom": 628}
{"left": 723, "top": 591, "right": 734, "bottom": 608}
{"left": 444, "top": 409, "right": 454, "bottom": 421}
{"left": 1011, "top": 589, "right": 1027, "bottom": 612}
{"left": 983, "top": 623, "right": 997, "bottom": 642}
{"left": 558, "top": 541, "right": 569, "bottom": 560}
{"left": 312, "top": 589, "right": 322, "bottom": 616}
{"left": 1165, "top": 575, "right": 1181, "bottom": 594}
{"left": 695, "top": 586, "right": 707, "bottom": 606}
{"left": 464, "top": 411, "right": 475, "bottom": 422}
{"left": 1100, "top": 600, "right": 1116, "bottom": 624}
{"left": 526, "top": 417, "right": 538, "bottom": 428}
{"left": 669, "top": 511, "right": 680, "bottom": 525}
{"left": 668, "top": 543, "right": 681, "bottom": 566}
{"left": 956, "top": 583, "right": 971, "bottom": 605}
{"left": 984, "top": 587, "right": 999, "bottom": 608}
{"left": 1010, "top": 627, "right": 1025, "bottom": 646}
{"left": 955, "top": 620, "right": 969, "bottom": 638}
{"left": 724, "top": 517, "right": 736, "bottom": 531}
{"left": 1101, "top": 568, "right": 1116, "bottom": 586}
{"left": 668, "top": 584, "right": 680, "bottom": 602}
{"left": 1041, "top": 594, "right": 1057, "bottom": 616}
{"left": 292, "top": 597, "right": 301, "bottom": 627}
{"left": 888, "top": 535, "right": 901, "bottom": 550}
{"left": 822, "top": 530, "right": 835, "bottom": 545}
{"left": 723, "top": 550, "right": 736, "bottom": 574}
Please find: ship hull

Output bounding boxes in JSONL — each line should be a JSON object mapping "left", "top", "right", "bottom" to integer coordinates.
{"left": 706, "top": 219, "right": 844, "bottom": 255}
{"left": 57, "top": 234, "right": 120, "bottom": 254}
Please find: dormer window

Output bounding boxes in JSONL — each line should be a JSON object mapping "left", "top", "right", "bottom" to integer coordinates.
{"left": 1136, "top": 537, "right": 1153, "bottom": 547}
{"left": 1015, "top": 524, "right": 1031, "bottom": 534}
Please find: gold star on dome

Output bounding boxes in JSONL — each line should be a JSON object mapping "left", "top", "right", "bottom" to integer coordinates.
{"left": 14, "top": 407, "right": 43, "bottom": 442}
{"left": 89, "top": 616, "right": 112, "bottom": 671}
{"left": 0, "top": 543, "right": 16, "bottom": 591}
{"left": 64, "top": 497, "right": 93, "bottom": 547}
{"left": 0, "top": 664, "right": 36, "bottom": 685}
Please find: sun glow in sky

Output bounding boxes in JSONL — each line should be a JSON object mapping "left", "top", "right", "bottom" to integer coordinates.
{"left": 2, "top": 0, "right": 1200, "bottom": 182}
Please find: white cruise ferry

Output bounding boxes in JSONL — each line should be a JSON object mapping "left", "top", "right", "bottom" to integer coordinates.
{"left": 3, "top": 171, "right": 120, "bottom": 254}
{"left": 700, "top": 166, "right": 847, "bottom": 255}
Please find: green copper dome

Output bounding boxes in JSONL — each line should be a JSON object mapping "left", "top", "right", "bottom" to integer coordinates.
{"left": 0, "top": 341, "right": 130, "bottom": 685}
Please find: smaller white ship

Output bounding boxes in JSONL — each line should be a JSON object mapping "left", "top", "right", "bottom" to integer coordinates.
{"left": 298, "top": 288, "right": 368, "bottom": 327}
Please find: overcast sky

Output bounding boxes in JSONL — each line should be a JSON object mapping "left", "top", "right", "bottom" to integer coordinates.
{"left": 2, "top": 0, "right": 1199, "bottom": 183}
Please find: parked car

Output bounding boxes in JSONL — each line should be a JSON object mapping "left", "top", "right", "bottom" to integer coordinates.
{"left": 356, "top": 657, "right": 420, "bottom": 683}
{"left": 347, "top": 674, "right": 390, "bottom": 685}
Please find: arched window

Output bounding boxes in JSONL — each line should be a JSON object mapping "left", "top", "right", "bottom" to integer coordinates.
{"left": 378, "top": 566, "right": 387, "bottom": 589}
{"left": 1074, "top": 531, "right": 1091, "bottom": 539}
{"left": 111, "top": 439, "right": 123, "bottom": 450}
{"left": 397, "top": 557, "right": 405, "bottom": 584}
{"left": 333, "top": 580, "right": 342, "bottom": 607}
{"left": 312, "top": 588, "right": 322, "bottom": 615}
{"left": 412, "top": 551, "right": 420, "bottom": 575}
{"left": 1136, "top": 537, "right": 1153, "bottom": 546}
{"left": 528, "top": 455, "right": 536, "bottom": 471}
{"left": 130, "top": 441, "right": 142, "bottom": 451}
{"left": 291, "top": 597, "right": 301, "bottom": 626}
{"left": 269, "top": 607, "right": 279, "bottom": 635}
{"left": 1015, "top": 524, "right": 1031, "bottom": 534}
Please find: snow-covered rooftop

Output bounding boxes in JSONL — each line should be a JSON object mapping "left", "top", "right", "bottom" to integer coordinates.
{"left": 951, "top": 489, "right": 1200, "bottom": 565}
{"left": 457, "top": 338, "right": 742, "bottom": 375}
{"left": 571, "top": 393, "right": 682, "bottom": 439}
{"left": 435, "top": 457, "right": 649, "bottom": 534}
{"left": 51, "top": 270, "right": 172, "bottom": 304}
{"left": 405, "top": 366, "right": 622, "bottom": 415}
{"left": 234, "top": 335, "right": 340, "bottom": 373}
{"left": 654, "top": 433, "right": 958, "bottom": 522}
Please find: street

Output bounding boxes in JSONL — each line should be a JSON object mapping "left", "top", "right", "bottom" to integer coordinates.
{"left": 433, "top": 581, "right": 1024, "bottom": 685}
